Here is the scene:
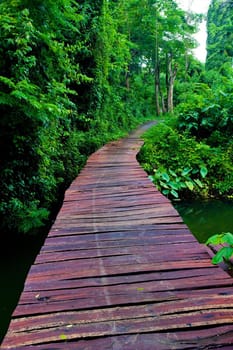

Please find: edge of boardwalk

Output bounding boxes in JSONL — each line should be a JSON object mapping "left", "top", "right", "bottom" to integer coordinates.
{"left": 2, "top": 122, "right": 233, "bottom": 349}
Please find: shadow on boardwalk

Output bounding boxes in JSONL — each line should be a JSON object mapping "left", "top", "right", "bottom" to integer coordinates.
{"left": 2, "top": 122, "right": 233, "bottom": 349}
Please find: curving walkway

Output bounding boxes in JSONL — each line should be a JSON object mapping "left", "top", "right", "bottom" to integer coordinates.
{"left": 2, "top": 122, "right": 233, "bottom": 349}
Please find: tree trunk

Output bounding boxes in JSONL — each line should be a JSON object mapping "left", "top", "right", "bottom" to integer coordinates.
{"left": 167, "top": 78, "right": 174, "bottom": 112}
{"left": 154, "top": 20, "right": 161, "bottom": 116}
{"left": 125, "top": 70, "right": 130, "bottom": 90}
{"left": 155, "top": 69, "right": 161, "bottom": 116}
{"left": 166, "top": 52, "right": 177, "bottom": 113}
{"left": 160, "top": 91, "right": 166, "bottom": 114}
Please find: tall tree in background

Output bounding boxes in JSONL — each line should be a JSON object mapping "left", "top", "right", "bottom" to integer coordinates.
{"left": 124, "top": 0, "right": 198, "bottom": 115}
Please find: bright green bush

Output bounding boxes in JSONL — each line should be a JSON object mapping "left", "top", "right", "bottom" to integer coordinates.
{"left": 206, "top": 232, "right": 233, "bottom": 265}
{"left": 138, "top": 122, "right": 233, "bottom": 199}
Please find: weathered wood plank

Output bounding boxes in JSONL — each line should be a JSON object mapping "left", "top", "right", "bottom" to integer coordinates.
{"left": 12, "top": 284, "right": 233, "bottom": 318}
{"left": 2, "top": 122, "right": 233, "bottom": 349}
{"left": 34, "top": 242, "right": 205, "bottom": 264}
{"left": 16, "top": 277, "right": 233, "bottom": 315}
{"left": 10, "top": 293, "right": 233, "bottom": 330}
{"left": 22, "top": 266, "right": 224, "bottom": 292}
{"left": 4, "top": 308, "right": 233, "bottom": 347}
{"left": 20, "top": 326, "right": 233, "bottom": 350}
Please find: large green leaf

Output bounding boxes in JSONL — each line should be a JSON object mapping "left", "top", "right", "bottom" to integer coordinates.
{"left": 185, "top": 181, "right": 194, "bottom": 191}
{"left": 170, "top": 189, "right": 179, "bottom": 198}
{"left": 181, "top": 167, "right": 191, "bottom": 176}
{"left": 162, "top": 189, "right": 170, "bottom": 196}
{"left": 168, "top": 168, "right": 177, "bottom": 177}
{"left": 168, "top": 181, "right": 179, "bottom": 190}
{"left": 194, "top": 178, "right": 203, "bottom": 188}
{"left": 161, "top": 172, "right": 170, "bottom": 182}
{"left": 200, "top": 166, "right": 208, "bottom": 178}
{"left": 222, "top": 232, "right": 233, "bottom": 246}
{"left": 206, "top": 232, "right": 233, "bottom": 246}
{"left": 212, "top": 247, "right": 233, "bottom": 264}
{"left": 206, "top": 233, "right": 224, "bottom": 245}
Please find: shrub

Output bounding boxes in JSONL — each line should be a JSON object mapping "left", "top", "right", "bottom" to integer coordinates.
{"left": 138, "top": 122, "right": 233, "bottom": 199}
{"left": 206, "top": 232, "right": 233, "bottom": 265}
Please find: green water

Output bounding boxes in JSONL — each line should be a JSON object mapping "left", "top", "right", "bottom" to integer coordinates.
{"left": 174, "top": 199, "right": 233, "bottom": 243}
{"left": 0, "top": 234, "right": 45, "bottom": 343}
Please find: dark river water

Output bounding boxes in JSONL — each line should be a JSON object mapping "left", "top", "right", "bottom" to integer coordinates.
{"left": 174, "top": 199, "right": 233, "bottom": 243}
{"left": 0, "top": 199, "right": 233, "bottom": 343}
{"left": 0, "top": 234, "right": 45, "bottom": 343}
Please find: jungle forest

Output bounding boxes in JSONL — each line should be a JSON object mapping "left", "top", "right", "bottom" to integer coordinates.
{"left": 0, "top": 0, "right": 233, "bottom": 345}
{"left": 0, "top": 0, "right": 232, "bottom": 237}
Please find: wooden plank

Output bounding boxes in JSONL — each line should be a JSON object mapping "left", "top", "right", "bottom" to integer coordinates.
{"left": 34, "top": 242, "right": 206, "bottom": 264}
{"left": 19, "top": 326, "right": 233, "bottom": 350}
{"left": 22, "top": 266, "right": 225, "bottom": 292}
{"left": 2, "top": 122, "right": 233, "bottom": 349}
{"left": 4, "top": 307, "right": 233, "bottom": 347}
{"left": 15, "top": 278, "right": 233, "bottom": 316}
{"left": 10, "top": 293, "right": 233, "bottom": 330}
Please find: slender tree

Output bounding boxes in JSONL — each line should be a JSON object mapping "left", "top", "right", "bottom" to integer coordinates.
{"left": 124, "top": 0, "right": 198, "bottom": 114}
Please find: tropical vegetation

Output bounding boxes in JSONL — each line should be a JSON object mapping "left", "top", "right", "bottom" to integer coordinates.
{"left": 0, "top": 0, "right": 232, "bottom": 238}
{"left": 0, "top": 0, "right": 152, "bottom": 236}
{"left": 206, "top": 232, "right": 233, "bottom": 265}
{"left": 138, "top": 0, "right": 233, "bottom": 200}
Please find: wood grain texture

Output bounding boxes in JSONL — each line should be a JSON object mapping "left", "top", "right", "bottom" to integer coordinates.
{"left": 2, "top": 122, "right": 233, "bottom": 349}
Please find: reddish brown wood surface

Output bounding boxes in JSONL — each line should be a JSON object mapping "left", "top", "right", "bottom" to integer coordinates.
{"left": 2, "top": 123, "right": 233, "bottom": 349}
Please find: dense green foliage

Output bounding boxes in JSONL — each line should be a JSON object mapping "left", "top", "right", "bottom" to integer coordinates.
{"left": 1, "top": 0, "right": 233, "bottom": 345}
{"left": 123, "top": 0, "right": 200, "bottom": 115}
{"left": 0, "top": 1, "right": 85, "bottom": 234}
{"left": 138, "top": 119, "right": 232, "bottom": 199}
{"left": 206, "top": 0, "right": 233, "bottom": 71}
{"left": 1, "top": 0, "right": 232, "bottom": 235}
{"left": 138, "top": 0, "right": 233, "bottom": 200}
{"left": 0, "top": 0, "right": 153, "bottom": 236}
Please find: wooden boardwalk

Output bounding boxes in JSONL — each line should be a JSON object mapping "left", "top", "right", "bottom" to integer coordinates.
{"left": 2, "top": 123, "right": 233, "bottom": 349}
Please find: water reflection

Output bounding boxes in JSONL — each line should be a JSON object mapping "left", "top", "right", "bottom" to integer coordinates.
{"left": 174, "top": 199, "right": 233, "bottom": 243}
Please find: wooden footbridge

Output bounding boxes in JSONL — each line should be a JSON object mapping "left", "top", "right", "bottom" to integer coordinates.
{"left": 2, "top": 123, "right": 233, "bottom": 349}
